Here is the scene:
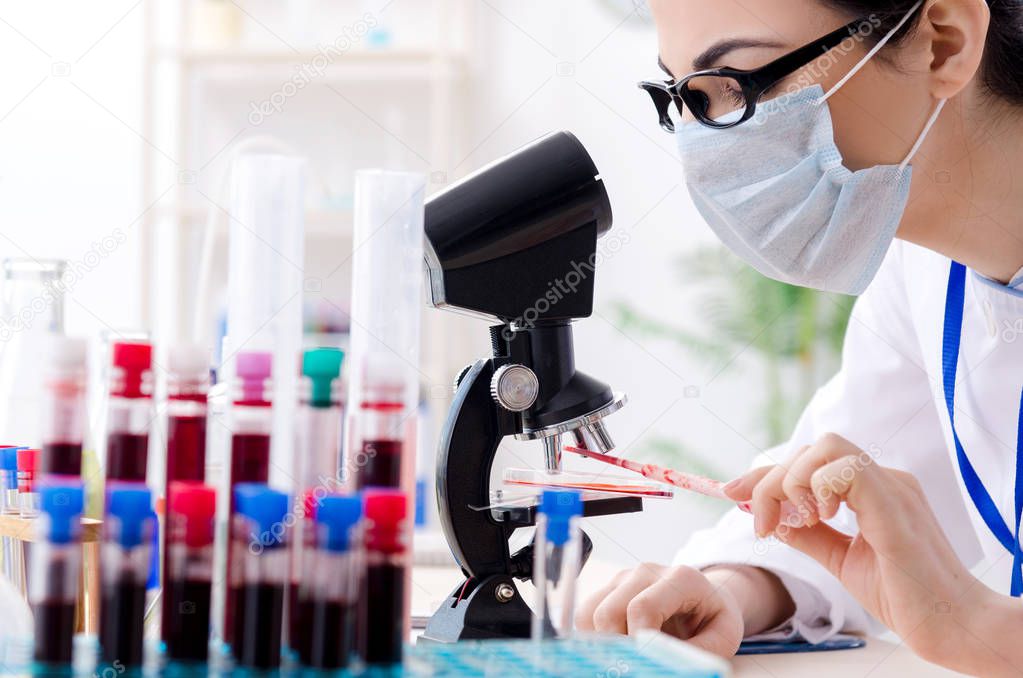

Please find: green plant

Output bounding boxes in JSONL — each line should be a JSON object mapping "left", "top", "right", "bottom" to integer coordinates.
{"left": 609, "top": 246, "right": 854, "bottom": 451}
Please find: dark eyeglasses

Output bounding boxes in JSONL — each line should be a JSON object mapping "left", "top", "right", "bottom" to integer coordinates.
{"left": 639, "top": 19, "right": 867, "bottom": 132}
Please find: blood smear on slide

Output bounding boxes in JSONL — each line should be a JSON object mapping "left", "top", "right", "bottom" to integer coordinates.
{"left": 502, "top": 469, "right": 673, "bottom": 499}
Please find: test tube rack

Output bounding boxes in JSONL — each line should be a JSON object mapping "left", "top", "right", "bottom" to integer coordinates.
{"left": 0, "top": 515, "right": 102, "bottom": 634}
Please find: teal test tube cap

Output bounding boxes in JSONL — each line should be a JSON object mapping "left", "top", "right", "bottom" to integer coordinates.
{"left": 302, "top": 347, "right": 344, "bottom": 407}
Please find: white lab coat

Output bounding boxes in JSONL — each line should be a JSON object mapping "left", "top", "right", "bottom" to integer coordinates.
{"left": 673, "top": 239, "right": 1023, "bottom": 642}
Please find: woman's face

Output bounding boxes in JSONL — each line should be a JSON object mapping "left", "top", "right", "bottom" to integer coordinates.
{"left": 647, "top": 0, "right": 938, "bottom": 171}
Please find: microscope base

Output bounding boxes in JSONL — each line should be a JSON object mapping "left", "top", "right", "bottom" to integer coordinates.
{"left": 420, "top": 575, "right": 535, "bottom": 643}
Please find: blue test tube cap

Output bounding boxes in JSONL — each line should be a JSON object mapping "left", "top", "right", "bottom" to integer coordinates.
{"left": 316, "top": 494, "right": 362, "bottom": 552}
{"left": 0, "top": 446, "right": 22, "bottom": 472}
{"left": 234, "top": 484, "right": 289, "bottom": 548}
{"left": 39, "top": 482, "right": 84, "bottom": 544}
{"left": 106, "top": 484, "right": 153, "bottom": 549}
{"left": 539, "top": 489, "right": 583, "bottom": 546}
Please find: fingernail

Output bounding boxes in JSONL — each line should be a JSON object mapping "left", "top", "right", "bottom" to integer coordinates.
{"left": 722, "top": 478, "right": 742, "bottom": 493}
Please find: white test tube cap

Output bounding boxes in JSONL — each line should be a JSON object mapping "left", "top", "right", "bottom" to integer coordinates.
{"left": 44, "top": 335, "right": 88, "bottom": 375}
{"left": 167, "top": 344, "right": 210, "bottom": 378}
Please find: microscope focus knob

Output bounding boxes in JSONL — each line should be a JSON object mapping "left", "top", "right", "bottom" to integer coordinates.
{"left": 453, "top": 363, "right": 475, "bottom": 394}
{"left": 490, "top": 364, "right": 539, "bottom": 412}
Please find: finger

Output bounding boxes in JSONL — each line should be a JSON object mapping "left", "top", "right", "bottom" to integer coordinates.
{"left": 575, "top": 571, "right": 626, "bottom": 631}
{"left": 780, "top": 453, "right": 824, "bottom": 528}
{"left": 686, "top": 606, "right": 744, "bottom": 658}
{"left": 779, "top": 435, "right": 863, "bottom": 525}
{"left": 775, "top": 521, "right": 853, "bottom": 580}
{"left": 625, "top": 566, "right": 710, "bottom": 634}
{"left": 751, "top": 465, "right": 788, "bottom": 537}
{"left": 722, "top": 465, "right": 773, "bottom": 501}
{"left": 810, "top": 455, "right": 879, "bottom": 518}
{"left": 591, "top": 565, "right": 662, "bottom": 634}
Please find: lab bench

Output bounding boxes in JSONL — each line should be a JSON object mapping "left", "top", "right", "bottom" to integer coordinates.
{"left": 409, "top": 563, "right": 969, "bottom": 678}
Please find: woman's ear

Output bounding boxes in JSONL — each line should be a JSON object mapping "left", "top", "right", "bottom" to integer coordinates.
{"left": 920, "top": 0, "right": 989, "bottom": 100}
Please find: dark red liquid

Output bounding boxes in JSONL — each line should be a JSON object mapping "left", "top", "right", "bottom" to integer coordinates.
{"left": 162, "top": 577, "right": 211, "bottom": 663}
{"left": 288, "top": 584, "right": 310, "bottom": 661}
{"left": 41, "top": 442, "right": 82, "bottom": 477}
{"left": 106, "top": 432, "right": 148, "bottom": 482}
{"left": 359, "top": 564, "right": 404, "bottom": 665}
{"left": 229, "top": 434, "right": 270, "bottom": 491}
{"left": 357, "top": 440, "right": 402, "bottom": 489}
{"left": 231, "top": 582, "right": 284, "bottom": 669}
{"left": 100, "top": 577, "right": 146, "bottom": 667}
{"left": 166, "top": 415, "right": 206, "bottom": 483}
{"left": 310, "top": 599, "right": 356, "bottom": 668}
{"left": 223, "top": 432, "right": 270, "bottom": 647}
{"left": 32, "top": 600, "right": 75, "bottom": 664}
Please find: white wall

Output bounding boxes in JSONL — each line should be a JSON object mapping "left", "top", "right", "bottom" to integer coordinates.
{"left": 460, "top": 1, "right": 771, "bottom": 564}
{"left": 0, "top": 0, "right": 780, "bottom": 566}
{"left": 0, "top": 1, "right": 145, "bottom": 336}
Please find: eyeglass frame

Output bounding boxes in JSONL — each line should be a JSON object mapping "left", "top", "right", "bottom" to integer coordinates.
{"left": 639, "top": 18, "right": 869, "bottom": 132}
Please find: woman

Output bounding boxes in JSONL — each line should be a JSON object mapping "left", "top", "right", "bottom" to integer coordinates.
{"left": 578, "top": 0, "right": 1023, "bottom": 674}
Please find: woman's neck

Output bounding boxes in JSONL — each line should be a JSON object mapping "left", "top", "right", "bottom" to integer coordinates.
{"left": 898, "top": 96, "right": 1023, "bottom": 284}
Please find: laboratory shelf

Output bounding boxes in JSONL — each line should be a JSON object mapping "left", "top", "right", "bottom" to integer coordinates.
{"left": 0, "top": 514, "right": 101, "bottom": 543}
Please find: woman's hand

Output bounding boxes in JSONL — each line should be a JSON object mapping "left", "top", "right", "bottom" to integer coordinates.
{"left": 724, "top": 433, "right": 1022, "bottom": 675}
{"left": 575, "top": 563, "right": 794, "bottom": 658}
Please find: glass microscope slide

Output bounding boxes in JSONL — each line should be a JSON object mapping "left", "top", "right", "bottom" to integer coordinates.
{"left": 502, "top": 468, "right": 674, "bottom": 498}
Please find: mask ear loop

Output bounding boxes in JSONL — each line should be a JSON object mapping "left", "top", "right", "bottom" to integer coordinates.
{"left": 899, "top": 98, "right": 947, "bottom": 171}
{"left": 815, "top": 0, "right": 925, "bottom": 106}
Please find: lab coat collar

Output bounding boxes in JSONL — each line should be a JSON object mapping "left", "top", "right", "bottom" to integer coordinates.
{"left": 972, "top": 268, "right": 1023, "bottom": 301}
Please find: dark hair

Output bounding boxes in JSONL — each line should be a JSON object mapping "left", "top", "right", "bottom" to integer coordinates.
{"left": 822, "top": 0, "right": 1023, "bottom": 105}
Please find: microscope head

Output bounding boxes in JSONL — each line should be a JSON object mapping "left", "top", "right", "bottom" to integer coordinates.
{"left": 424, "top": 132, "right": 627, "bottom": 469}
{"left": 423, "top": 131, "right": 612, "bottom": 324}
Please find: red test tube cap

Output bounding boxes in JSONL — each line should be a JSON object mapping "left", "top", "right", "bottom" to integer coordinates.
{"left": 111, "top": 341, "right": 153, "bottom": 398}
{"left": 17, "top": 448, "right": 39, "bottom": 472}
{"left": 112, "top": 341, "right": 152, "bottom": 370}
{"left": 168, "top": 481, "right": 216, "bottom": 548}
{"left": 363, "top": 489, "right": 407, "bottom": 527}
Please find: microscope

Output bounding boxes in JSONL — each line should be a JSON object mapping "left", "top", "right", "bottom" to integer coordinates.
{"left": 421, "top": 131, "right": 640, "bottom": 642}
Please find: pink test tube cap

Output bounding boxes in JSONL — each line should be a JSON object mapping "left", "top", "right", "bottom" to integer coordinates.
{"left": 236, "top": 351, "right": 272, "bottom": 402}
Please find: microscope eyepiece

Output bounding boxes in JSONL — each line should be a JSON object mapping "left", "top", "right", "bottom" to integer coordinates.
{"left": 423, "top": 131, "right": 612, "bottom": 323}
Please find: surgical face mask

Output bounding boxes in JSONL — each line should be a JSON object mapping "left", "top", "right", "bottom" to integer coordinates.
{"left": 675, "top": 14, "right": 946, "bottom": 296}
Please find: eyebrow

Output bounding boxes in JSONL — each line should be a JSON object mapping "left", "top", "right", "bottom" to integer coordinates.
{"left": 657, "top": 37, "right": 788, "bottom": 80}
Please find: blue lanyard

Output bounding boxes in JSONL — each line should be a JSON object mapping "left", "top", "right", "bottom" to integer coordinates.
{"left": 942, "top": 261, "right": 1023, "bottom": 596}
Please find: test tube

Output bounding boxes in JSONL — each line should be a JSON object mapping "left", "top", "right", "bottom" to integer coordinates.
{"left": 165, "top": 345, "right": 210, "bottom": 484}
{"left": 99, "top": 483, "right": 154, "bottom": 669}
{"left": 17, "top": 448, "right": 40, "bottom": 517}
{"left": 288, "top": 347, "right": 344, "bottom": 657}
{"left": 30, "top": 481, "right": 84, "bottom": 667}
{"left": 297, "top": 494, "right": 361, "bottom": 669}
{"left": 230, "top": 483, "right": 288, "bottom": 670}
{"left": 0, "top": 446, "right": 25, "bottom": 590}
{"left": 358, "top": 489, "right": 408, "bottom": 667}
{"left": 223, "top": 350, "right": 273, "bottom": 647}
{"left": 346, "top": 170, "right": 425, "bottom": 492}
{"left": 162, "top": 481, "right": 216, "bottom": 665}
{"left": 105, "top": 341, "right": 154, "bottom": 482}
{"left": 1, "top": 445, "right": 21, "bottom": 514}
{"left": 532, "top": 489, "right": 584, "bottom": 640}
{"left": 40, "top": 336, "right": 88, "bottom": 478}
